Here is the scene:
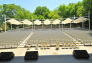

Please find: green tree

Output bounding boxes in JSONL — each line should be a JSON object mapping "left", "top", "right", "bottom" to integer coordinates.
{"left": 48, "top": 10, "right": 60, "bottom": 19}
{"left": 83, "top": 0, "right": 92, "bottom": 23}
{"left": 76, "top": 2, "right": 85, "bottom": 16}
{"left": 83, "top": 0, "right": 92, "bottom": 29}
{"left": 83, "top": 0, "right": 92, "bottom": 15}
{"left": 68, "top": 3, "right": 77, "bottom": 17}
{"left": 0, "top": 5, "right": 4, "bottom": 26}
{"left": 34, "top": 6, "right": 50, "bottom": 19}
{"left": 58, "top": 5, "right": 67, "bottom": 18}
{"left": 0, "top": 4, "right": 33, "bottom": 20}
{"left": 77, "top": 6, "right": 85, "bottom": 16}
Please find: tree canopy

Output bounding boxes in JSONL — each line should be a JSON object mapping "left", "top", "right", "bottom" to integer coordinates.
{"left": 0, "top": 0, "right": 91, "bottom": 20}
{"left": 34, "top": 6, "right": 50, "bottom": 19}
{"left": 0, "top": 0, "right": 92, "bottom": 30}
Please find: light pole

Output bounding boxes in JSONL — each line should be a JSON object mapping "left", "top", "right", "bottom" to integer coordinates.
{"left": 31, "top": 20, "right": 33, "bottom": 31}
{"left": 31, "top": 16, "right": 34, "bottom": 31}
{"left": 88, "top": 11, "right": 90, "bottom": 31}
{"left": 2, "top": 4, "right": 7, "bottom": 32}
{"left": 4, "top": 14, "right": 7, "bottom": 32}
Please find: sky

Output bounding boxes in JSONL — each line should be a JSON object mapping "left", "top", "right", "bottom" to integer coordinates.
{"left": 0, "top": 0, "right": 83, "bottom": 12}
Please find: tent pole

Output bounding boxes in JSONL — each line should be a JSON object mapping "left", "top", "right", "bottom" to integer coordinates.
{"left": 51, "top": 23, "right": 52, "bottom": 29}
{"left": 11, "top": 24, "right": 12, "bottom": 30}
{"left": 34, "top": 23, "right": 35, "bottom": 30}
{"left": 59, "top": 23, "right": 61, "bottom": 30}
{"left": 32, "top": 23, "right": 33, "bottom": 31}
{"left": 42, "top": 22, "right": 44, "bottom": 30}
{"left": 62, "top": 24, "right": 63, "bottom": 31}
{"left": 82, "top": 22, "right": 84, "bottom": 29}
{"left": 23, "top": 24, "right": 24, "bottom": 29}
{"left": 70, "top": 23, "right": 71, "bottom": 30}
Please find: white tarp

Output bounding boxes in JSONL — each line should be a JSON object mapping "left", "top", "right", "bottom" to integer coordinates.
{"left": 34, "top": 20, "right": 42, "bottom": 25}
{"left": 74, "top": 17, "right": 87, "bottom": 23}
{"left": 52, "top": 19, "right": 61, "bottom": 25}
{"left": 7, "top": 19, "right": 21, "bottom": 25}
{"left": 44, "top": 19, "right": 51, "bottom": 25}
{"left": 62, "top": 18, "right": 72, "bottom": 24}
{"left": 21, "top": 19, "right": 32, "bottom": 25}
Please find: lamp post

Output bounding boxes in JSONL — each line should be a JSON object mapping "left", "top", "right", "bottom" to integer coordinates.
{"left": 31, "top": 16, "right": 34, "bottom": 31}
{"left": 4, "top": 14, "right": 7, "bottom": 32}
{"left": 88, "top": 11, "right": 90, "bottom": 31}
{"left": 2, "top": 4, "right": 7, "bottom": 32}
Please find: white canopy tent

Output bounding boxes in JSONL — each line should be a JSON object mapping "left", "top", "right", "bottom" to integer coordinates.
{"left": 61, "top": 18, "right": 73, "bottom": 29}
{"left": 52, "top": 19, "right": 61, "bottom": 25}
{"left": 21, "top": 19, "right": 32, "bottom": 25}
{"left": 73, "top": 17, "right": 87, "bottom": 23}
{"left": 62, "top": 18, "right": 72, "bottom": 24}
{"left": 7, "top": 19, "right": 21, "bottom": 25}
{"left": 34, "top": 20, "right": 42, "bottom": 25}
{"left": 73, "top": 17, "right": 88, "bottom": 29}
{"left": 7, "top": 19, "right": 21, "bottom": 30}
{"left": 44, "top": 19, "right": 51, "bottom": 25}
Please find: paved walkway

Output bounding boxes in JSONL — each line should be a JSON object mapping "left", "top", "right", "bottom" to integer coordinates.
{"left": 18, "top": 32, "right": 34, "bottom": 47}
